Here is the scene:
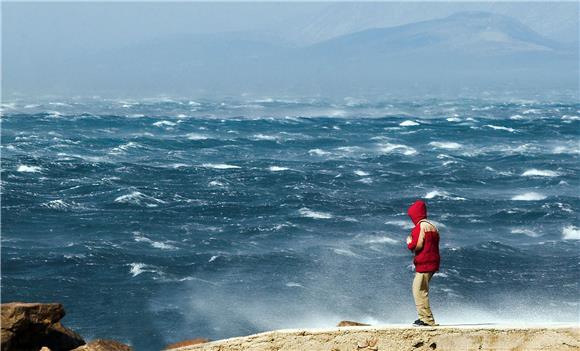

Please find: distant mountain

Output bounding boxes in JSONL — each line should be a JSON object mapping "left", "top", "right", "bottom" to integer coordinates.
{"left": 308, "top": 11, "right": 566, "bottom": 57}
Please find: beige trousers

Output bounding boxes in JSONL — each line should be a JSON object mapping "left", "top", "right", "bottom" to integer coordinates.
{"left": 412, "top": 272, "right": 436, "bottom": 325}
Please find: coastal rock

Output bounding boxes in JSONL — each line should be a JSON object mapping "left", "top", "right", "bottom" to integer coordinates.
{"left": 1, "top": 302, "right": 85, "bottom": 351}
{"left": 165, "top": 338, "right": 210, "bottom": 349}
{"left": 337, "top": 321, "right": 371, "bottom": 327}
{"left": 71, "top": 340, "right": 133, "bottom": 351}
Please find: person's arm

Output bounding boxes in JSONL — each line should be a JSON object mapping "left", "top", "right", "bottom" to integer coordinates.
{"left": 414, "top": 225, "right": 426, "bottom": 252}
{"left": 407, "top": 226, "right": 420, "bottom": 251}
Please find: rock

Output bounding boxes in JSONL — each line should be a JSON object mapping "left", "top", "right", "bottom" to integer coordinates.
{"left": 1, "top": 302, "right": 85, "bottom": 351}
{"left": 40, "top": 348, "right": 53, "bottom": 351}
{"left": 164, "top": 338, "right": 211, "bottom": 349}
{"left": 71, "top": 340, "right": 133, "bottom": 351}
{"left": 337, "top": 320, "right": 371, "bottom": 327}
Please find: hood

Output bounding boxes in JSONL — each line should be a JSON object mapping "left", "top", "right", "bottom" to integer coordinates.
{"left": 407, "top": 200, "right": 427, "bottom": 225}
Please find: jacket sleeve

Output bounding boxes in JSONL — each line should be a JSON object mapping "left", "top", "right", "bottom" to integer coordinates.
{"left": 407, "top": 226, "right": 420, "bottom": 251}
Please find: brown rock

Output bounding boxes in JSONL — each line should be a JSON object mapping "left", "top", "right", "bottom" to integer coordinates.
{"left": 40, "top": 348, "right": 52, "bottom": 351}
{"left": 1, "top": 302, "right": 85, "bottom": 351}
{"left": 71, "top": 340, "right": 132, "bottom": 351}
{"left": 337, "top": 320, "right": 371, "bottom": 327}
{"left": 165, "top": 338, "right": 210, "bottom": 349}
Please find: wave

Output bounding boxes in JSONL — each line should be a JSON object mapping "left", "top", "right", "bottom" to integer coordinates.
{"left": 484, "top": 124, "right": 516, "bottom": 132}
{"left": 399, "top": 120, "right": 419, "bottom": 126}
{"left": 16, "top": 165, "right": 42, "bottom": 173}
{"left": 110, "top": 141, "right": 141, "bottom": 154}
{"left": 511, "top": 192, "right": 546, "bottom": 201}
{"left": 152, "top": 120, "right": 177, "bottom": 127}
{"left": 186, "top": 133, "right": 209, "bottom": 140}
{"left": 252, "top": 134, "right": 279, "bottom": 141}
{"left": 384, "top": 220, "right": 413, "bottom": 229}
{"left": 354, "top": 170, "right": 369, "bottom": 176}
{"left": 363, "top": 235, "right": 398, "bottom": 244}
{"left": 521, "top": 169, "right": 560, "bottom": 177}
{"left": 133, "top": 232, "right": 176, "bottom": 250}
{"left": 298, "top": 208, "right": 333, "bottom": 219}
{"left": 562, "top": 226, "right": 580, "bottom": 240}
{"left": 308, "top": 148, "right": 330, "bottom": 156}
{"left": 40, "top": 199, "right": 79, "bottom": 211}
{"left": 424, "top": 190, "right": 465, "bottom": 201}
{"left": 377, "top": 143, "right": 416, "bottom": 156}
{"left": 269, "top": 166, "right": 289, "bottom": 172}
{"left": 114, "top": 191, "right": 166, "bottom": 207}
{"left": 201, "top": 163, "right": 240, "bottom": 169}
{"left": 429, "top": 141, "right": 462, "bottom": 150}
{"left": 510, "top": 228, "right": 541, "bottom": 238}
{"left": 128, "top": 262, "right": 162, "bottom": 277}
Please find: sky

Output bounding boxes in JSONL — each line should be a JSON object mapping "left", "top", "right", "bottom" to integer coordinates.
{"left": 2, "top": 1, "right": 578, "bottom": 98}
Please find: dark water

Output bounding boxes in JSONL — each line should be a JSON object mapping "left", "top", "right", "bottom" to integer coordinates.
{"left": 1, "top": 97, "right": 579, "bottom": 350}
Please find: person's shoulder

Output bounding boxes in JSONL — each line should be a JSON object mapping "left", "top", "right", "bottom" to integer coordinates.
{"left": 420, "top": 220, "right": 438, "bottom": 232}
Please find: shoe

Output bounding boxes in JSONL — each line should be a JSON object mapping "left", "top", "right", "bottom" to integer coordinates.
{"left": 412, "top": 319, "right": 429, "bottom": 327}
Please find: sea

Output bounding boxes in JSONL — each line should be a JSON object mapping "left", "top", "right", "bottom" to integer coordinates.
{"left": 1, "top": 95, "right": 579, "bottom": 350}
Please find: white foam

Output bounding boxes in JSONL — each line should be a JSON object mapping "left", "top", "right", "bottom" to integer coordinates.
{"left": 110, "top": 141, "right": 141, "bottom": 154}
{"left": 208, "top": 255, "right": 219, "bottom": 263}
{"left": 285, "top": 282, "right": 303, "bottom": 288}
{"left": 41, "top": 199, "right": 76, "bottom": 210}
{"left": 308, "top": 148, "right": 330, "bottom": 156}
{"left": 269, "top": 166, "right": 289, "bottom": 172}
{"left": 521, "top": 169, "right": 560, "bottom": 177}
{"left": 484, "top": 125, "right": 516, "bottom": 132}
{"left": 378, "top": 143, "right": 417, "bottom": 155}
{"left": 298, "top": 208, "right": 333, "bottom": 219}
{"left": 510, "top": 114, "right": 525, "bottom": 120}
{"left": 399, "top": 120, "right": 419, "bottom": 126}
{"left": 253, "top": 134, "right": 278, "bottom": 141}
{"left": 425, "top": 190, "right": 465, "bottom": 201}
{"left": 129, "top": 263, "right": 146, "bottom": 277}
{"left": 208, "top": 180, "right": 226, "bottom": 187}
{"left": 186, "top": 133, "right": 209, "bottom": 140}
{"left": 202, "top": 163, "right": 240, "bottom": 169}
{"left": 17, "top": 165, "right": 42, "bottom": 173}
{"left": 133, "top": 232, "right": 176, "bottom": 250}
{"left": 354, "top": 170, "right": 369, "bottom": 176}
{"left": 510, "top": 228, "right": 540, "bottom": 238}
{"left": 357, "top": 178, "right": 373, "bottom": 184}
{"left": 511, "top": 192, "right": 546, "bottom": 201}
{"left": 384, "top": 220, "right": 414, "bottom": 229}
{"left": 364, "top": 236, "right": 398, "bottom": 244}
{"left": 562, "top": 225, "right": 580, "bottom": 240}
{"left": 446, "top": 117, "right": 462, "bottom": 122}
{"left": 114, "top": 191, "right": 166, "bottom": 207}
{"left": 153, "top": 120, "right": 177, "bottom": 127}
{"left": 429, "top": 142, "right": 462, "bottom": 150}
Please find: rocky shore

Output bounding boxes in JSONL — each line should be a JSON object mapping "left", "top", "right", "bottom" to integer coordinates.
{"left": 166, "top": 323, "right": 580, "bottom": 351}
{"left": 1, "top": 302, "right": 132, "bottom": 351}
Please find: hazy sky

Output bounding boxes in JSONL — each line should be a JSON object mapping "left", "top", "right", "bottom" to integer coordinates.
{"left": 2, "top": 1, "right": 578, "bottom": 98}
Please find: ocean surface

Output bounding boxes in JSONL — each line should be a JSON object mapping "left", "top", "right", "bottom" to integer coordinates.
{"left": 1, "top": 96, "right": 579, "bottom": 350}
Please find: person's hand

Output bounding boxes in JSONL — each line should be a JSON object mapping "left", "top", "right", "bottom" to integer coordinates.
{"left": 406, "top": 235, "right": 412, "bottom": 244}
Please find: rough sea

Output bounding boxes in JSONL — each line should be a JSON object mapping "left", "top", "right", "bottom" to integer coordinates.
{"left": 1, "top": 96, "right": 579, "bottom": 350}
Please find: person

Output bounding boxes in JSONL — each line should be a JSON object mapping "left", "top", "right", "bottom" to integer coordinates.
{"left": 405, "top": 200, "right": 440, "bottom": 326}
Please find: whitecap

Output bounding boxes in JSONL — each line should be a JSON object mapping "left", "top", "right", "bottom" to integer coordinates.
{"left": 208, "top": 180, "right": 226, "bottom": 187}
{"left": 429, "top": 141, "right": 462, "bottom": 150}
{"left": 510, "top": 228, "right": 541, "bottom": 237}
{"left": 17, "top": 165, "right": 42, "bottom": 173}
{"left": 357, "top": 178, "right": 373, "bottom": 184}
{"left": 425, "top": 190, "right": 465, "bottom": 200}
{"left": 298, "top": 207, "right": 333, "bottom": 219}
{"left": 128, "top": 263, "right": 160, "bottom": 277}
{"left": 110, "top": 141, "right": 141, "bottom": 154}
{"left": 269, "top": 166, "right": 289, "bottom": 172}
{"left": 510, "top": 114, "right": 525, "bottom": 120}
{"left": 484, "top": 125, "right": 516, "bottom": 132}
{"left": 41, "top": 199, "right": 75, "bottom": 210}
{"left": 562, "top": 225, "right": 580, "bottom": 240}
{"left": 186, "top": 133, "right": 208, "bottom": 140}
{"left": 511, "top": 192, "right": 546, "bottom": 201}
{"left": 208, "top": 255, "right": 219, "bottom": 263}
{"left": 446, "top": 117, "right": 462, "bottom": 122}
{"left": 153, "top": 120, "right": 177, "bottom": 127}
{"left": 308, "top": 148, "right": 330, "bottom": 156}
{"left": 202, "top": 163, "right": 240, "bottom": 169}
{"left": 285, "top": 282, "right": 303, "bottom": 288}
{"left": 364, "top": 236, "right": 398, "bottom": 244}
{"left": 253, "top": 134, "right": 278, "bottom": 141}
{"left": 354, "top": 170, "right": 369, "bottom": 176}
{"left": 114, "top": 191, "right": 166, "bottom": 207}
{"left": 378, "top": 143, "right": 417, "bottom": 155}
{"left": 333, "top": 248, "right": 358, "bottom": 257}
{"left": 521, "top": 169, "right": 560, "bottom": 177}
{"left": 399, "top": 120, "right": 419, "bottom": 126}
{"left": 133, "top": 232, "right": 176, "bottom": 250}
{"left": 384, "top": 220, "right": 413, "bottom": 229}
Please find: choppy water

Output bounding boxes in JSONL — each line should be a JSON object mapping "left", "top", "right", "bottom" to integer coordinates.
{"left": 1, "top": 97, "right": 579, "bottom": 350}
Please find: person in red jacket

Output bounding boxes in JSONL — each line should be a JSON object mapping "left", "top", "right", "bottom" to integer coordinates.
{"left": 406, "top": 200, "right": 440, "bottom": 326}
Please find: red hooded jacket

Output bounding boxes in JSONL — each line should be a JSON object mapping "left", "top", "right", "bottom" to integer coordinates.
{"left": 407, "top": 200, "right": 440, "bottom": 273}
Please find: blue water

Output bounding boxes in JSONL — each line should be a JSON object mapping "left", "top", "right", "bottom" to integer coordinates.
{"left": 1, "top": 97, "right": 579, "bottom": 350}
